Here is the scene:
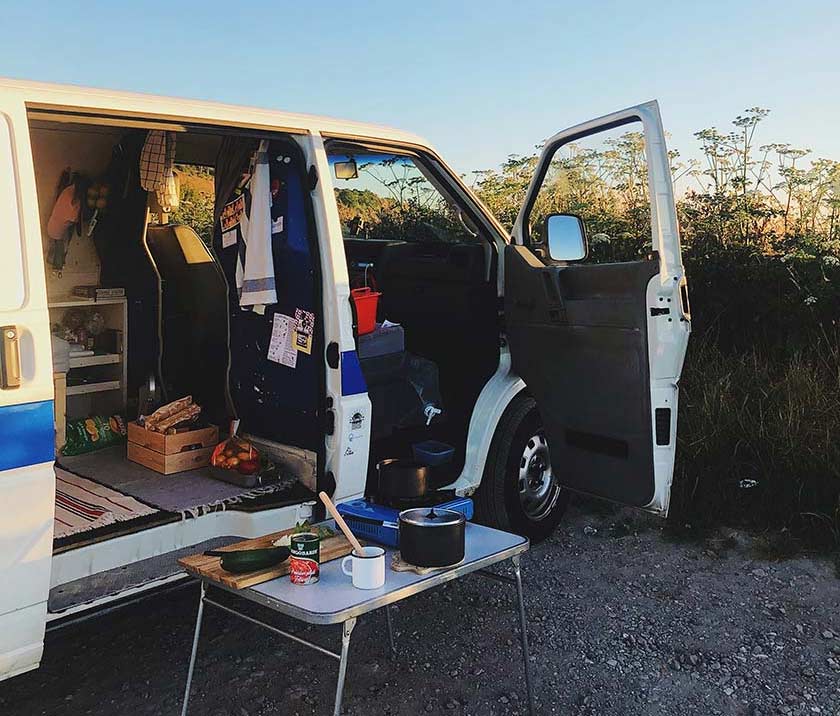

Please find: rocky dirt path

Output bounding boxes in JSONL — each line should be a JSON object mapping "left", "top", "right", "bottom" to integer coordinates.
{"left": 1, "top": 501, "right": 838, "bottom": 715}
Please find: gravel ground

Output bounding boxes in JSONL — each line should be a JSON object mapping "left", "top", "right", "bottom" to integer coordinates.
{"left": 1, "top": 500, "right": 838, "bottom": 716}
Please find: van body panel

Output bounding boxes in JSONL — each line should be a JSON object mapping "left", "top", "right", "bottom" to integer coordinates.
{"left": 0, "top": 89, "right": 55, "bottom": 681}
{"left": 306, "top": 133, "right": 370, "bottom": 501}
{"left": 1, "top": 77, "right": 430, "bottom": 157}
{"left": 452, "top": 348, "right": 526, "bottom": 494}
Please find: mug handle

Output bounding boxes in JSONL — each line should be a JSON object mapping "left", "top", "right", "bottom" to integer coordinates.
{"left": 341, "top": 556, "right": 353, "bottom": 576}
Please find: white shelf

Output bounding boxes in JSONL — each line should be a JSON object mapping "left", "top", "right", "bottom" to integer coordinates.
{"left": 48, "top": 296, "right": 126, "bottom": 308}
{"left": 66, "top": 380, "right": 122, "bottom": 396}
{"left": 68, "top": 352, "right": 122, "bottom": 368}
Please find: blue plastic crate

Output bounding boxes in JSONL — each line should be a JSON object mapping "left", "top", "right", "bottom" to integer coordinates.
{"left": 412, "top": 440, "right": 455, "bottom": 466}
{"left": 336, "top": 497, "right": 474, "bottom": 548}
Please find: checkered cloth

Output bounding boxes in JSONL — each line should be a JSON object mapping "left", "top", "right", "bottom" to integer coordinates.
{"left": 140, "top": 131, "right": 177, "bottom": 210}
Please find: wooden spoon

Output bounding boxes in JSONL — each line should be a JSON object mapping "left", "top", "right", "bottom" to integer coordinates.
{"left": 319, "top": 491, "right": 365, "bottom": 556}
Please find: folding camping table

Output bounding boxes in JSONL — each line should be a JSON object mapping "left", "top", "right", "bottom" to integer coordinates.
{"left": 180, "top": 522, "right": 534, "bottom": 716}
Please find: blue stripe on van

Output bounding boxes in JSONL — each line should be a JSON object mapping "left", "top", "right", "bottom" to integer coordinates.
{"left": 0, "top": 400, "right": 54, "bottom": 472}
{"left": 341, "top": 351, "right": 367, "bottom": 396}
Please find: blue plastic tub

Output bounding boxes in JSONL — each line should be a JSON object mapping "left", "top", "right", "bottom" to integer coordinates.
{"left": 412, "top": 440, "right": 455, "bottom": 467}
{"left": 336, "top": 496, "right": 473, "bottom": 548}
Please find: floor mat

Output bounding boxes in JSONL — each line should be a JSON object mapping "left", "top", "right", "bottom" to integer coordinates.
{"left": 54, "top": 470, "right": 159, "bottom": 540}
{"left": 58, "top": 446, "right": 299, "bottom": 517}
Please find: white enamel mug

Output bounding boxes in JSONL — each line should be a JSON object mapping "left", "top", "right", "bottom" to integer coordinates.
{"left": 341, "top": 546, "right": 386, "bottom": 589}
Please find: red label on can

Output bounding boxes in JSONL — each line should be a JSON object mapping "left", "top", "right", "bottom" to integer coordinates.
{"left": 290, "top": 533, "right": 320, "bottom": 585}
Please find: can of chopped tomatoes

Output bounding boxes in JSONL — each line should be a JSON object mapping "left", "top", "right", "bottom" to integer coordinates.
{"left": 289, "top": 532, "right": 320, "bottom": 584}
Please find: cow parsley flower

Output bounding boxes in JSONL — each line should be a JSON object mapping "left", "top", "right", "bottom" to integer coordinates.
{"left": 804, "top": 295, "right": 817, "bottom": 305}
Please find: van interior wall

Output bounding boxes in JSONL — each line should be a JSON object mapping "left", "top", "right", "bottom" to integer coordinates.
{"left": 30, "top": 122, "right": 162, "bottom": 417}
{"left": 30, "top": 124, "right": 119, "bottom": 299}
{"left": 213, "top": 136, "right": 323, "bottom": 453}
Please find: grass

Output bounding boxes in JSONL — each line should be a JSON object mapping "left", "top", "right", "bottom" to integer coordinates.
{"left": 669, "top": 337, "right": 840, "bottom": 552}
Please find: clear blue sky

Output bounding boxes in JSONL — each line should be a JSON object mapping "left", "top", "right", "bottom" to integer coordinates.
{"left": 1, "top": 0, "right": 837, "bottom": 175}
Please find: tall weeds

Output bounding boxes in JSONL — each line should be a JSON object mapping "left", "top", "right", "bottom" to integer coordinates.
{"left": 671, "top": 338, "right": 840, "bottom": 548}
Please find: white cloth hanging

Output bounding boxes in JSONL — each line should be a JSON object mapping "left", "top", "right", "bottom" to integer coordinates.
{"left": 236, "top": 140, "right": 276, "bottom": 311}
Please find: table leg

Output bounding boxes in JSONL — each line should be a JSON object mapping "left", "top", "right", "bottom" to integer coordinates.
{"left": 385, "top": 606, "right": 396, "bottom": 659}
{"left": 512, "top": 555, "right": 535, "bottom": 716}
{"left": 333, "top": 617, "right": 357, "bottom": 716}
{"left": 181, "top": 582, "right": 207, "bottom": 716}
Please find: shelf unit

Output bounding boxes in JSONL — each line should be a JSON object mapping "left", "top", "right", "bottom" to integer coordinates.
{"left": 48, "top": 295, "right": 126, "bottom": 309}
{"left": 68, "top": 352, "right": 122, "bottom": 369}
{"left": 49, "top": 296, "right": 128, "bottom": 447}
{"left": 65, "top": 380, "right": 122, "bottom": 397}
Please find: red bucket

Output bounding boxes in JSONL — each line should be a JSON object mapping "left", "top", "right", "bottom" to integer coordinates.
{"left": 351, "top": 287, "right": 381, "bottom": 335}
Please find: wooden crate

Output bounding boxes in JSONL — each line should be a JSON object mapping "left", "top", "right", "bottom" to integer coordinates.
{"left": 127, "top": 422, "right": 218, "bottom": 475}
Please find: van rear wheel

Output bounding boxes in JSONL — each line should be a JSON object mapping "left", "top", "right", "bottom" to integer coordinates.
{"left": 473, "top": 394, "right": 569, "bottom": 542}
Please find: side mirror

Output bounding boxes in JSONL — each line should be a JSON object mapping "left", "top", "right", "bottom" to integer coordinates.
{"left": 334, "top": 159, "right": 358, "bottom": 180}
{"left": 545, "top": 213, "right": 587, "bottom": 262}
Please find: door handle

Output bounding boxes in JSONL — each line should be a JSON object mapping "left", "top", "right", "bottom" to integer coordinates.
{"left": 1, "top": 325, "right": 21, "bottom": 389}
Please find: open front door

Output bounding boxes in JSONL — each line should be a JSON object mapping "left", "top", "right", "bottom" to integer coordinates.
{"left": 505, "top": 101, "right": 689, "bottom": 515}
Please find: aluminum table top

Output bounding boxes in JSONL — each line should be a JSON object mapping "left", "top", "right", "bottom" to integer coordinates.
{"left": 203, "top": 522, "right": 529, "bottom": 624}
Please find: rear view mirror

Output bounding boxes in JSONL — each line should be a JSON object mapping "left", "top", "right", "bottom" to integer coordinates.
{"left": 334, "top": 159, "right": 358, "bottom": 180}
{"left": 545, "top": 213, "right": 587, "bottom": 262}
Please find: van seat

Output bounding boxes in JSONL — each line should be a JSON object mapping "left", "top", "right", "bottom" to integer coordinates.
{"left": 358, "top": 322, "right": 404, "bottom": 360}
{"left": 145, "top": 224, "right": 228, "bottom": 423}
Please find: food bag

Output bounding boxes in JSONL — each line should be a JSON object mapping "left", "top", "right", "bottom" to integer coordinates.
{"left": 210, "top": 421, "right": 260, "bottom": 477}
{"left": 62, "top": 415, "right": 127, "bottom": 456}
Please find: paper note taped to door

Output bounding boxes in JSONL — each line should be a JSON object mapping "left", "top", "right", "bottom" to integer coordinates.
{"left": 293, "top": 308, "right": 314, "bottom": 354}
{"left": 267, "top": 313, "right": 297, "bottom": 368}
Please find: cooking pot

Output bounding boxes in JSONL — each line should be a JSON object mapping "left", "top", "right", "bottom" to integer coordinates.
{"left": 377, "top": 459, "right": 429, "bottom": 500}
{"left": 398, "top": 507, "right": 465, "bottom": 568}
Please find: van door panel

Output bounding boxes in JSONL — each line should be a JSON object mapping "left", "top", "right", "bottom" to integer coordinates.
{"left": 506, "top": 101, "right": 689, "bottom": 514}
{"left": 506, "top": 246, "right": 658, "bottom": 505}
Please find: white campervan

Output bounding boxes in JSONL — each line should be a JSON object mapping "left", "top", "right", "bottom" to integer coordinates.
{"left": 0, "top": 79, "right": 690, "bottom": 680}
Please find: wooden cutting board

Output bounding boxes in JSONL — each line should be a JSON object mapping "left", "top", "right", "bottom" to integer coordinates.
{"left": 178, "top": 526, "right": 356, "bottom": 590}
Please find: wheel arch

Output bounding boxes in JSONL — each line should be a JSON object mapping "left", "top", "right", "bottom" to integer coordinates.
{"left": 451, "top": 348, "right": 529, "bottom": 495}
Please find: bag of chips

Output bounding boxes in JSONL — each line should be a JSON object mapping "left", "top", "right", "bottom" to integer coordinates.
{"left": 62, "top": 415, "right": 127, "bottom": 456}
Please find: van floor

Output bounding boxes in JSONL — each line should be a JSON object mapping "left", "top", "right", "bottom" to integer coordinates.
{"left": 54, "top": 447, "right": 314, "bottom": 553}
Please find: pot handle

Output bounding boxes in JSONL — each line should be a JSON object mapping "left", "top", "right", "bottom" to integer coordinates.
{"left": 341, "top": 556, "right": 353, "bottom": 577}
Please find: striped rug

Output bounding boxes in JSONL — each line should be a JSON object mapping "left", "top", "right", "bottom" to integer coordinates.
{"left": 54, "top": 471, "right": 159, "bottom": 539}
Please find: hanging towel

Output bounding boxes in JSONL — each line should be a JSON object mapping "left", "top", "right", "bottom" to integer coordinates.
{"left": 47, "top": 184, "right": 81, "bottom": 241}
{"left": 235, "top": 140, "right": 276, "bottom": 310}
{"left": 139, "top": 130, "right": 177, "bottom": 211}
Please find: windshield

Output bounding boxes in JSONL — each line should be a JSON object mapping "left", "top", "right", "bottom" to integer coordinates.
{"left": 327, "top": 150, "right": 478, "bottom": 243}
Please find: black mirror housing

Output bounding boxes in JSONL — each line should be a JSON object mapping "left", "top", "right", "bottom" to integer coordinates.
{"left": 334, "top": 159, "right": 358, "bottom": 180}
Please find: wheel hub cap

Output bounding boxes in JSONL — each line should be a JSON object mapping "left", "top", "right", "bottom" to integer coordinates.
{"left": 518, "top": 432, "right": 560, "bottom": 521}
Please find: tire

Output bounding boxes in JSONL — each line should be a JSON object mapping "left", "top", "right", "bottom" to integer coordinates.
{"left": 473, "top": 393, "right": 569, "bottom": 542}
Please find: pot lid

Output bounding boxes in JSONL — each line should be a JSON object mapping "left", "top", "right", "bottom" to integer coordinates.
{"left": 399, "top": 507, "right": 465, "bottom": 527}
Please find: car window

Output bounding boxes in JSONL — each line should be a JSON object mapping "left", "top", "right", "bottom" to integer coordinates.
{"left": 327, "top": 150, "right": 479, "bottom": 243}
{"left": 526, "top": 120, "right": 653, "bottom": 264}
{"left": 0, "top": 114, "right": 26, "bottom": 310}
